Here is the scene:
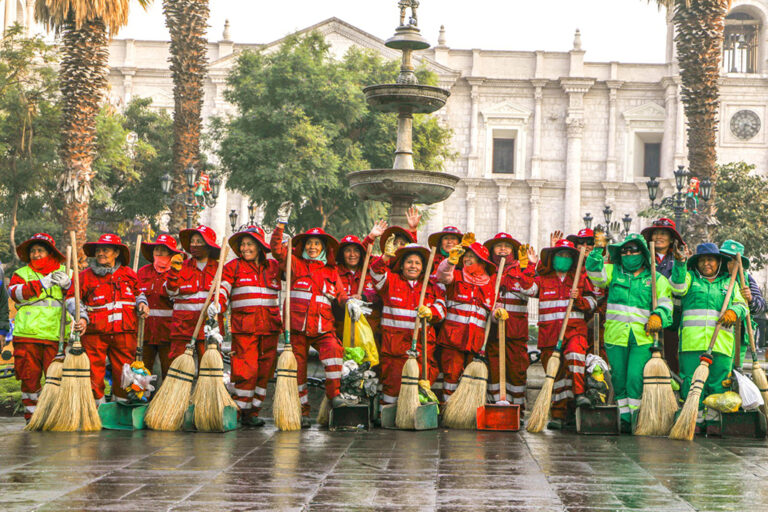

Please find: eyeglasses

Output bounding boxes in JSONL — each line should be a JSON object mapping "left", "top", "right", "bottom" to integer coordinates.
{"left": 621, "top": 246, "right": 641, "bottom": 255}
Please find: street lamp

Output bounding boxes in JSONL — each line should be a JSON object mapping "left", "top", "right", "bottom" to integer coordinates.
{"left": 603, "top": 205, "right": 613, "bottom": 226}
{"left": 229, "top": 209, "right": 238, "bottom": 232}
{"left": 645, "top": 165, "right": 711, "bottom": 233}
{"left": 583, "top": 212, "right": 593, "bottom": 230}
{"left": 646, "top": 176, "right": 659, "bottom": 207}
{"left": 161, "top": 165, "right": 220, "bottom": 229}
{"left": 700, "top": 177, "right": 713, "bottom": 202}
{"left": 247, "top": 202, "right": 255, "bottom": 224}
{"left": 622, "top": 214, "right": 632, "bottom": 236}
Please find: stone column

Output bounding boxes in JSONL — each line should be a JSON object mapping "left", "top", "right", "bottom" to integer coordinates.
{"left": 560, "top": 78, "right": 594, "bottom": 235}
{"left": 661, "top": 77, "right": 678, "bottom": 178}
{"left": 3, "top": 0, "right": 14, "bottom": 34}
{"left": 495, "top": 182, "right": 509, "bottom": 233}
{"left": 466, "top": 78, "right": 484, "bottom": 178}
{"left": 530, "top": 79, "right": 548, "bottom": 179}
{"left": 122, "top": 70, "right": 135, "bottom": 104}
{"left": 528, "top": 185, "right": 542, "bottom": 250}
{"left": 465, "top": 181, "right": 478, "bottom": 231}
{"left": 674, "top": 83, "right": 686, "bottom": 168}
{"left": 25, "top": 0, "right": 33, "bottom": 36}
{"left": 605, "top": 80, "right": 623, "bottom": 181}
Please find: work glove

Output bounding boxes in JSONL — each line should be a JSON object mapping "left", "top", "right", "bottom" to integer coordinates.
{"left": 518, "top": 244, "right": 529, "bottom": 269}
{"left": 645, "top": 313, "right": 663, "bottom": 334}
{"left": 50, "top": 271, "right": 71, "bottom": 289}
{"left": 207, "top": 302, "right": 221, "bottom": 320}
{"left": 384, "top": 234, "right": 397, "bottom": 258}
{"left": 204, "top": 325, "right": 223, "bottom": 346}
{"left": 447, "top": 246, "right": 465, "bottom": 265}
{"left": 276, "top": 201, "right": 293, "bottom": 224}
{"left": 594, "top": 230, "right": 608, "bottom": 248}
{"left": 719, "top": 309, "right": 738, "bottom": 328}
{"left": 39, "top": 273, "right": 54, "bottom": 289}
{"left": 461, "top": 232, "right": 475, "bottom": 248}
{"left": 417, "top": 305, "right": 433, "bottom": 320}
{"left": 346, "top": 298, "right": 371, "bottom": 322}
{"left": 494, "top": 308, "right": 509, "bottom": 321}
{"left": 170, "top": 254, "right": 184, "bottom": 271}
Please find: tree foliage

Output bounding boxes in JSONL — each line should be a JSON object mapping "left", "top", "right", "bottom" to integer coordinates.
{"left": 213, "top": 32, "right": 455, "bottom": 237}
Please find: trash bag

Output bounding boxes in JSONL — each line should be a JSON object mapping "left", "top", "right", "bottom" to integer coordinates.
{"left": 344, "top": 347, "right": 365, "bottom": 365}
{"left": 703, "top": 391, "right": 742, "bottom": 413}
{"left": 342, "top": 309, "right": 379, "bottom": 367}
{"left": 732, "top": 369, "right": 765, "bottom": 411}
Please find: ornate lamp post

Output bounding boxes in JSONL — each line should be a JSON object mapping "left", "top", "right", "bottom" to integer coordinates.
{"left": 161, "top": 166, "right": 220, "bottom": 229}
{"left": 645, "top": 165, "right": 712, "bottom": 232}
{"left": 229, "top": 201, "right": 259, "bottom": 233}
{"left": 582, "top": 212, "right": 593, "bottom": 230}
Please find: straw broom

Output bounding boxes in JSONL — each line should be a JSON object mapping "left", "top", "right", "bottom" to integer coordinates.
{"left": 26, "top": 246, "right": 72, "bottom": 431}
{"left": 47, "top": 233, "right": 101, "bottom": 432}
{"left": 274, "top": 236, "right": 302, "bottom": 431}
{"left": 635, "top": 241, "right": 678, "bottom": 436}
{"left": 396, "top": 246, "right": 438, "bottom": 429}
{"left": 669, "top": 261, "right": 739, "bottom": 441}
{"left": 527, "top": 246, "right": 587, "bottom": 433}
{"left": 145, "top": 245, "right": 227, "bottom": 431}
{"left": 735, "top": 255, "right": 768, "bottom": 419}
{"left": 442, "top": 256, "right": 507, "bottom": 429}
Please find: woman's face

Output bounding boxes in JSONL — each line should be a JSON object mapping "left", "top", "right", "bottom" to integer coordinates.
{"left": 493, "top": 242, "right": 513, "bottom": 257}
{"left": 697, "top": 255, "right": 720, "bottom": 277}
{"left": 95, "top": 246, "right": 119, "bottom": 267}
{"left": 462, "top": 251, "right": 480, "bottom": 267}
{"left": 343, "top": 246, "right": 361, "bottom": 268}
{"left": 28, "top": 244, "right": 50, "bottom": 262}
{"left": 652, "top": 229, "right": 672, "bottom": 252}
{"left": 401, "top": 254, "right": 423, "bottom": 280}
{"left": 305, "top": 237, "right": 324, "bottom": 259}
{"left": 441, "top": 234, "right": 460, "bottom": 253}
{"left": 394, "top": 235, "right": 410, "bottom": 250}
{"left": 153, "top": 246, "right": 171, "bottom": 260}
{"left": 240, "top": 237, "right": 260, "bottom": 262}
{"left": 189, "top": 233, "right": 209, "bottom": 259}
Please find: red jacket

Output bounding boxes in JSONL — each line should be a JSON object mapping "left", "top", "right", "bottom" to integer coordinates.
{"left": 137, "top": 264, "right": 173, "bottom": 344}
{"left": 219, "top": 258, "right": 282, "bottom": 335}
{"left": 435, "top": 260, "right": 495, "bottom": 353}
{"left": 271, "top": 225, "right": 347, "bottom": 337}
{"left": 498, "top": 262, "right": 536, "bottom": 340}
{"left": 333, "top": 265, "right": 381, "bottom": 335}
{"left": 522, "top": 271, "right": 596, "bottom": 348}
{"left": 68, "top": 265, "right": 144, "bottom": 335}
{"left": 165, "top": 258, "right": 219, "bottom": 341}
{"left": 369, "top": 258, "right": 445, "bottom": 357}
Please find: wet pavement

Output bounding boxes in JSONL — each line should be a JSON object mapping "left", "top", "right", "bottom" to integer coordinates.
{"left": 2, "top": 407, "right": 768, "bottom": 512}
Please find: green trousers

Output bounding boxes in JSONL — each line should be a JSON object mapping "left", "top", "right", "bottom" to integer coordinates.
{"left": 605, "top": 331, "right": 651, "bottom": 426}
{"left": 679, "top": 351, "right": 733, "bottom": 426}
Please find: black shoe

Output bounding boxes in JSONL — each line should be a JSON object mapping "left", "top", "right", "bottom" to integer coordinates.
{"left": 300, "top": 416, "right": 311, "bottom": 429}
{"left": 575, "top": 395, "right": 591, "bottom": 408}
{"left": 547, "top": 419, "right": 564, "bottom": 430}
{"left": 243, "top": 416, "right": 265, "bottom": 428}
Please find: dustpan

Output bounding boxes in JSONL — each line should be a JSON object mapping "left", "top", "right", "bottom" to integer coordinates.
{"left": 477, "top": 321, "right": 520, "bottom": 431}
{"left": 576, "top": 313, "right": 620, "bottom": 435}
{"left": 182, "top": 404, "right": 239, "bottom": 432}
{"left": 99, "top": 402, "right": 149, "bottom": 430}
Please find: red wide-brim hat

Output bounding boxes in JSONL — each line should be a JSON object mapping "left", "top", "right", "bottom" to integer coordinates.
{"left": 84, "top": 233, "right": 131, "bottom": 265}
{"left": 229, "top": 226, "right": 270, "bottom": 258}
{"left": 141, "top": 234, "right": 184, "bottom": 262}
{"left": 16, "top": 233, "right": 65, "bottom": 263}
{"left": 179, "top": 225, "right": 221, "bottom": 259}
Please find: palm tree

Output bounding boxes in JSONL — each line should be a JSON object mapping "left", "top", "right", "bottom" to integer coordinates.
{"left": 35, "top": 0, "right": 151, "bottom": 265}
{"left": 654, "top": 1, "right": 732, "bottom": 241}
{"left": 163, "top": 0, "right": 209, "bottom": 232}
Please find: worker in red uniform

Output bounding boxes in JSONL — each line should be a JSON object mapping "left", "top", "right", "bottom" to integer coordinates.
{"left": 218, "top": 226, "right": 281, "bottom": 427}
{"left": 165, "top": 225, "right": 222, "bottom": 361}
{"left": 137, "top": 234, "right": 183, "bottom": 378}
{"left": 8, "top": 233, "right": 70, "bottom": 421}
{"left": 333, "top": 234, "right": 380, "bottom": 340}
{"left": 67, "top": 234, "right": 149, "bottom": 404}
{"left": 428, "top": 226, "right": 463, "bottom": 267}
{"left": 270, "top": 202, "right": 353, "bottom": 428}
{"left": 484, "top": 233, "right": 536, "bottom": 410}
{"left": 521, "top": 239, "right": 597, "bottom": 429}
{"left": 368, "top": 238, "right": 446, "bottom": 405}
{"left": 569, "top": 228, "right": 608, "bottom": 361}
{"left": 361, "top": 207, "right": 421, "bottom": 253}
{"left": 434, "top": 238, "right": 496, "bottom": 401}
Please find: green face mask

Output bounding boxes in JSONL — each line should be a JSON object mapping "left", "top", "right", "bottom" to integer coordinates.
{"left": 553, "top": 255, "right": 573, "bottom": 272}
{"left": 622, "top": 254, "right": 644, "bottom": 271}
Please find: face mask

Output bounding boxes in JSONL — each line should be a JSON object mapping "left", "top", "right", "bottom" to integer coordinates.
{"left": 153, "top": 254, "right": 172, "bottom": 273}
{"left": 553, "top": 255, "right": 573, "bottom": 272}
{"left": 190, "top": 245, "right": 208, "bottom": 259}
{"left": 29, "top": 255, "right": 60, "bottom": 275}
{"left": 622, "top": 254, "right": 644, "bottom": 271}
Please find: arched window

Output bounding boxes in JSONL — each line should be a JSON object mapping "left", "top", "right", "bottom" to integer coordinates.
{"left": 723, "top": 11, "right": 760, "bottom": 74}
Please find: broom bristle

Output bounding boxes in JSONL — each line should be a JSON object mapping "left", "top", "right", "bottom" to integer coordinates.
{"left": 669, "top": 361, "right": 710, "bottom": 441}
{"left": 526, "top": 352, "right": 561, "bottom": 433}
{"left": 47, "top": 351, "right": 101, "bottom": 432}
{"left": 395, "top": 357, "right": 421, "bottom": 429}
{"left": 635, "top": 352, "right": 679, "bottom": 436}
{"left": 192, "top": 345, "right": 237, "bottom": 432}
{"left": 751, "top": 361, "right": 768, "bottom": 418}
{"left": 316, "top": 396, "right": 330, "bottom": 426}
{"left": 441, "top": 360, "right": 488, "bottom": 429}
{"left": 25, "top": 360, "right": 63, "bottom": 431}
{"left": 145, "top": 349, "right": 195, "bottom": 431}
{"left": 273, "top": 347, "right": 302, "bottom": 431}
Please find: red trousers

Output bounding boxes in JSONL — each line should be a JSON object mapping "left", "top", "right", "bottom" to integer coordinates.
{"left": 487, "top": 333, "right": 529, "bottom": 409}
{"left": 142, "top": 343, "right": 172, "bottom": 379}
{"left": 380, "top": 350, "right": 438, "bottom": 405}
{"left": 82, "top": 332, "right": 136, "bottom": 402}
{"left": 292, "top": 332, "right": 343, "bottom": 416}
{"left": 169, "top": 339, "right": 207, "bottom": 364}
{"left": 539, "top": 333, "right": 588, "bottom": 420}
{"left": 230, "top": 333, "right": 279, "bottom": 417}
{"left": 438, "top": 345, "right": 472, "bottom": 401}
{"left": 13, "top": 339, "right": 57, "bottom": 421}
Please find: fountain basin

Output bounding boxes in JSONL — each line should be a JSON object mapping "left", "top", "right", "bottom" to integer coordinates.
{"left": 348, "top": 169, "right": 460, "bottom": 204}
{"left": 363, "top": 84, "right": 450, "bottom": 114}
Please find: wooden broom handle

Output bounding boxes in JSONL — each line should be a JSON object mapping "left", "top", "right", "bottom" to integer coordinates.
{"left": 704, "top": 260, "right": 740, "bottom": 355}
{"left": 132, "top": 234, "right": 142, "bottom": 272}
{"left": 411, "top": 246, "right": 438, "bottom": 340}
{"left": 480, "top": 256, "right": 507, "bottom": 352}
{"left": 212, "top": 237, "right": 228, "bottom": 307}
{"left": 422, "top": 317, "right": 428, "bottom": 380}
{"left": 190, "top": 243, "right": 230, "bottom": 343}
{"left": 70, "top": 231, "right": 80, "bottom": 323}
{"left": 649, "top": 241, "right": 660, "bottom": 346}
{"left": 356, "top": 243, "right": 374, "bottom": 296}
{"left": 499, "top": 319, "right": 507, "bottom": 402}
{"left": 556, "top": 246, "right": 587, "bottom": 343}
{"left": 58, "top": 246, "right": 72, "bottom": 348}
{"left": 736, "top": 254, "right": 758, "bottom": 353}
{"left": 284, "top": 237, "right": 293, "bottom": 329}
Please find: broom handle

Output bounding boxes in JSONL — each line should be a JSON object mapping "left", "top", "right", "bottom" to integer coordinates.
{"left": 422, "top": 317, "right": 428, "bottom": 380}
{"left": 132, "top": 234, "right": 142, "bottom": 272}
{"left": 703, "top": 260, "right": 740, "bottom": 356}
{"left": 70, "top": 232, "right": 80, "bottom": 324}
{"left": 555, "top": 246, "right": 587, "bottom": 348}
{"left": 356, "top": 243, "right": 373, "bottom": 296}
{"left": 649, "top": 241, "right": 661, "bottom": 349}
{"left": 284, "top": 237, "right": 293, "bottom": 344}
{"left": 57, "top": 246, "right": 72, "bottom": 356}
{"left": 593, "top": 312, "right": 600, "bottom": 356}
{"left": 479, "top": 256, "right": 507, "bottom": 353}
{"left": 499, "top": 319, "right": 506, "bottom": 402}
{"left": 736, "top": 254, "right": 758, "bottom": 357}
{"left": 133, "top": 235, "right": 143, "bottom": 360}
{"left": 410, "top": 246, "right": 438, "bottom": 343}
{"left": 189, "top": 243, "right": 230, "bottom": 344}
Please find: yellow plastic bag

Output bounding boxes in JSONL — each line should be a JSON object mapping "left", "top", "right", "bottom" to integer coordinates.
{"left": 342, "top": 309, "right": 379, "bottom": 368}
{"left": 703, "top": 391, "right": 742, "bottom": 413}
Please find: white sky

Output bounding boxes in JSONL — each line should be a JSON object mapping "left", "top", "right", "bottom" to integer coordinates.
{"left": 119, "top": 0, "right": 670, "bottom": 63}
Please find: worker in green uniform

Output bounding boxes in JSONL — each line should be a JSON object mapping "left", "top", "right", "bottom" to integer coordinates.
{"left": 586, "top": 233, "right": 673, "bottom": 432}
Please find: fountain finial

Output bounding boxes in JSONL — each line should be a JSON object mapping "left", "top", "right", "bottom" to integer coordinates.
{"left": 398, "top": 0, "right": 420, "bottom": 27}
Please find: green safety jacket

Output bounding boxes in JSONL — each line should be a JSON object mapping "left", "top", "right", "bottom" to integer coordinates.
{"left": 586, "top": 248, "right": 673, "bottom": 347}
{"left": 12, "top": 265, "right": 71, "bottom": 343}
{"left": 670, "top": 260, "right": 747, "bottom": 357}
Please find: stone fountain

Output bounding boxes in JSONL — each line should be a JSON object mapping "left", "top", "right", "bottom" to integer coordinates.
{"left": 348, "top": 0, "right": 460, "bottom": 226}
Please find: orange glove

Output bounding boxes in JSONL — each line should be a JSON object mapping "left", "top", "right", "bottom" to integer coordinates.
{"left": 719, "top": 309, "right": 738, "bottom": 328}
{"left": 170, "top": 254, "right": 184, "bottom": 271}
{"left": 645, "top": 313, "right": 662, "bottom": 334}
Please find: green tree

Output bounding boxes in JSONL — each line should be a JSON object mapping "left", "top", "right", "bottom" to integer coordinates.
{"left": 214, "top": 32, "right": 454, "bottom": 236}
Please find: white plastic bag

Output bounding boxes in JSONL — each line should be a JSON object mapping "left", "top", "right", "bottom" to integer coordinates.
{"left": 733, "top": 369, "right": 764, "bottom": 411}
{"left": 586, "top": 354, "right": 609, "bottom": 374}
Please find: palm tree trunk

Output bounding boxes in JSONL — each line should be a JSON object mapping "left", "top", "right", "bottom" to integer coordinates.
{"left": 164, "top": 0, "right": 210, "bottom": 232}
{"left": 58, "top": 18, "right": 108, "bottom": 266}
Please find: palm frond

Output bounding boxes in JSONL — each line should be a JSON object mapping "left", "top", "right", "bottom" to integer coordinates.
{"left": 34, "top": 0, "right": 151, "bottom": 35}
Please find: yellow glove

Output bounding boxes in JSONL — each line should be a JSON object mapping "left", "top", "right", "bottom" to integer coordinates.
{"left": 645, "top": 313, "right": 662, "bottom": 334}
{"left": 384, "top": 234, "right": 397, "bottom": 258}
{"left": 719, "top": 309, "right": 738, "bottom": 328}
{"left": 494, "top": 308, "right": 509, "bottom": 321}
{"left": 594, "top": 231, "right": 608, "bottom": 248}
{"left": 170, "top": 254, "right": 184, "bottom": 271}
{"left": 461, "top": 232, "right": 475, "bottom": 248}
{"left": 417, "top": 305, "right": 433, "bottom": 320}
{"left": 518, "top": 244, "right": 529, "bottom": 269}
{"left": 448, "top": 246, "right": 465, "bottom": 265}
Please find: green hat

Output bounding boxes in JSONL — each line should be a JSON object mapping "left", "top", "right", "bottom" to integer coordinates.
{"left": 719, "top": 239, "right": 749, "bottom": 270}
{"left": 607, "top": 233, "right": 651, "bottom": 271}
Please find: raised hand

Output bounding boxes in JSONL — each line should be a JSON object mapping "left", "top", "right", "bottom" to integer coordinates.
{"left": 276, "top": 201, "right": 293, "bottom": 224}
{"left": 369, "top": 219, "right": 388, "bottom": 239}
{"left": 549, "top": 230, "right": 563, "bottom": 247}
{"left": 406, "top": 207, "right": 421, "bottom": 231}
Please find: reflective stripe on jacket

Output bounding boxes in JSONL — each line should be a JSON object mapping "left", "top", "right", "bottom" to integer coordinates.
{"left": 10, "top": 264, "right": 71, "bottom": 342}
{"left": 219, "top": 258, "right": 282, "bottom": 335}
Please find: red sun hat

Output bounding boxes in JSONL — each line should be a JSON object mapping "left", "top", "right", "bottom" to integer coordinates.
{"left": 16, "top": 233, "right": 65, "bottom": 263}
{"left": 292, "top": 227, "right": 339, "bottom": 262}
{"left": 428, "top": 226, "right": 463, "bottom": 249}
{"left": 179, "top": 225, "right": 221, "bottom": 259}
{"left": 465, "top": 242, "right": 497, "bottom": 274}
{"left": 141, "top": 234, "right": 184, "bottom": 262}
{"left": 84, "top": 233, "right": 131, "bottom": 265}
{"left": 392, "top": 244, "right": 432, "bottom": 276}
{"left": 540, "top": 239, "right": 580, "bottom": 274}
{"left": 229, "top": 226, "right": 270, "bottom": 258}
{"left": 640, "top": 217, "right": 684, "bottom": 246}
{"left": 566, "top": 228, "right": 594, "bottom": 244}
{"left": 337, "top": 235, "right": 366, "bottom": 264}
{"left": 380, "top": 226, "right": 416, "bottom": 253}
{"left": 483, "top": 232, "right": 522, "bottom": 255}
